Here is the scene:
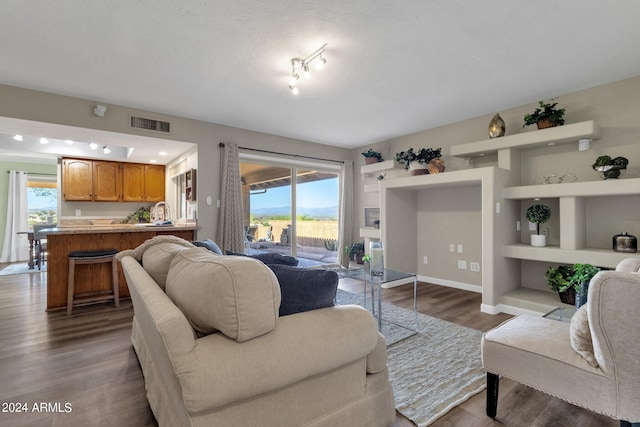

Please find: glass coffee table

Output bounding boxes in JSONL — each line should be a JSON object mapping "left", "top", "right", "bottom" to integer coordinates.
{"left": 336, "top": 267, "right": 418, "bottom": 333}
{"left": 543, "top": 306, "right": 577, "bottom": 323}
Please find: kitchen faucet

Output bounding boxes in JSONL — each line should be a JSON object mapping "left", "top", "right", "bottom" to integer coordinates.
{"left": 151, "top": 201, "right": 173, "bottom": 225}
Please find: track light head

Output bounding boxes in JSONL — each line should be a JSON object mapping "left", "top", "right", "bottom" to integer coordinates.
{"left": 289, "top": 85, "right": 299, "bottom": 95}
{"left": 287, "top": 43, "right": 327, "bottom": 94}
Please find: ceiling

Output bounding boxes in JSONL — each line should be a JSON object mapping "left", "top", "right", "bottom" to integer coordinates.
{"left": 1, "top": 1, "right": 640, "bottom": 153}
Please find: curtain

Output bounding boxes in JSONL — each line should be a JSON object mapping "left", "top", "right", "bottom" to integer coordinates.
{"left": 0, "top": 171, "right": 29, "bottom": 262}
{"left": 216, "top": 143, "right": 245, "bottom": 253}
{"left": 337, "top": 161, "right": 354, "bottom": 267}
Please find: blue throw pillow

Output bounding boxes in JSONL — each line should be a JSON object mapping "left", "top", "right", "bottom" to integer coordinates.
{"left": 267, "top": 264, "right": 338, "bottom": 316}
{"left": 225, "top": 250, "right": 298, "bottom": 266}
{"left": 192, "top": 239, "right": 223, "bottom": 255}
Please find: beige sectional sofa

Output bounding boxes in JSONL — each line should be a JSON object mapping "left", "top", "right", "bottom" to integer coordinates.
{"left": 117, "top": 237, "right": 396, "bottom": 427}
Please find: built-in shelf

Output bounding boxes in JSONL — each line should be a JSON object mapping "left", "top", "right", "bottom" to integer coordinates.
{"left": 504, "top": 177, "right": 640, "bottom": 199}
{"left": 503, "top": 244, "right": 639, "bottom": 269}
{"left": 450, "top": 120, "right": 601, "bottom": 158}
{"left": 360, "top": 227, "right": 381, "bottom": 239}
{"left": 383, "top": 166, "right": 498, "bottom": 190}
{"left": 361, "top": 159, "right": 398, "bottom": 175}
{"left": 501, "top": 288, "right": 574, "bottom": 314}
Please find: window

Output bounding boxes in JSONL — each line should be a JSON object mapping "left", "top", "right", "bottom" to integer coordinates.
{"left": 27, "top": 175, "right": 57, "bottom": 226}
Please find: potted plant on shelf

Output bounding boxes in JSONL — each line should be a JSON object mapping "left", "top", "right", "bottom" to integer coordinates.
{"left": 361, "top": 148, "right": 383, "bottom": 165}
{"left": 526, "top": 204, "right": 551, "bottom": 247}
{"left": 592, "top": 155, "right": 629, "bottom": 180}
{"left": 523, "top": 99, "right": 566, "bottom": 129}
{"left": 345, "top": 242, "right": 365, "bottom": 264}
{"left": 571, "top": 263, "right": 600, "bottom": 308}
{"left": 545, "top": 265, "right": 575, "bottom": 304}
{"left": 395, "top": 147, "right": 443, "bottom": 175}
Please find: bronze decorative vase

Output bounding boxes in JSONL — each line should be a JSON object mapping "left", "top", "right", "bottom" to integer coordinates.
{"left": 488, "top": 113, "right": 505, "bottom": 138}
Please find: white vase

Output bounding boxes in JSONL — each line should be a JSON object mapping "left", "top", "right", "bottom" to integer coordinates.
{"left": 409, "top": 162, "right": 428, "bottom": 176}
{"left": 531, "top": 234, "right": 546, "bottom": 247}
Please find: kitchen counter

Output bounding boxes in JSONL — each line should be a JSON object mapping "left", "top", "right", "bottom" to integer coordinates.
{"left": 44, "top": 224, "right": 198, "bottom": 311}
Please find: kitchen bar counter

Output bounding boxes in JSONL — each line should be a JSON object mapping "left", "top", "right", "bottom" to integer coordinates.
{"left": 45, "top": 224, "right": 197, "bottom": 310}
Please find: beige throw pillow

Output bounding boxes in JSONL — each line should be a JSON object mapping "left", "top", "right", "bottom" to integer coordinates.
{"left": 166, "top": 248, "right": 281, "bottom": 342}
{"left": 569, "top": 305, "right": 598, "bottom": 368}
{"left": 141, "top": 243, "right": 195, "bottom": 290}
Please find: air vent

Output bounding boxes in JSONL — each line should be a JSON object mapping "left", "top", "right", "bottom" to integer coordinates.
{"left": 130, "top": 116, "right": 171, "bottom": 133}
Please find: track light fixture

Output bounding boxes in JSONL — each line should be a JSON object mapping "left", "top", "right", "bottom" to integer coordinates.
{"left": 288, "top": 43, "right": 327, "bottom": 95}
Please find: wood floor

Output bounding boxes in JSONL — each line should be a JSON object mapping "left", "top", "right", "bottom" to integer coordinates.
{"left": 0, "top": 265, "right": 617, "bottom": 427}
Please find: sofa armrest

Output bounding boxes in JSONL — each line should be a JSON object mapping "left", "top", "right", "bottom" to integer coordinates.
{"left": 173, "top": 305, "right": 380, "bottom": 414}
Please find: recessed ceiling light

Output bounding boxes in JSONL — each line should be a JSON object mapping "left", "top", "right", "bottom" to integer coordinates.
{"left": 103, "top": 145, "right": 111, "bottom": 154}
{"left": 89, "top": 143, "right": 99, "bottom": 150}
{"left": 65, "top": 139, "right": 74, "bottom": 145}
{"left": 159, "top": 151, "right": 168, "bottom": 156}
{"left": 13, "top": 134, "right": 23, "bottom": 141}
{"left": 39, "top": 137, "right": 49, "bottom": 144}
{"left": 149, "top": 159, "right": 158, "bottom": 163}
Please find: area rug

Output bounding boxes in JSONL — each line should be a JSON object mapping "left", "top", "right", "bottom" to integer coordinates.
{"left": 0, "top": 263, "right": 46, "bottom": 276}
{"left": 335, "top": 289, "right": 486, "bottom": 427}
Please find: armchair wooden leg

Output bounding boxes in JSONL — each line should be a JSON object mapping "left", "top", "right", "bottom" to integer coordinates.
{"left": 486, "top": 372, "right": 499, "bottom": 418}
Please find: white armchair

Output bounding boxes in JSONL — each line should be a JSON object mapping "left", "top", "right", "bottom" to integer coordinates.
{"left": 482, "top": 258, "right": 640, "bottom": 426}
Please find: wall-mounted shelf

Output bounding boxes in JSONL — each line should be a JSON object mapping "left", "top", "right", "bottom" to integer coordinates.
{"left": 503, "top": 244, "right": 638, "bottom": 269}
{"left": 504, "top": 177, "right": 640, "bottom": 199}
{"left": 450, "top": 120, "right": 601, "bottom": 159}
{"left": 361, "top": 159, "right": 398, "bottom": 175}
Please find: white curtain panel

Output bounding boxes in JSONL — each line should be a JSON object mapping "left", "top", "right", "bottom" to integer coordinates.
{"left": 337, "top": 161, "right": 354, "bottom": 267}
{"left": 0, "top": 171, "right": 29, "bottom": 262}
{"left": 216, "top": 143, "right": 245, "bottom": 253}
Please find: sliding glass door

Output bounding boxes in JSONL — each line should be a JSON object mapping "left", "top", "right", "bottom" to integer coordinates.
{"left": 240, "top": 160, "right": 339, "bottom": 266}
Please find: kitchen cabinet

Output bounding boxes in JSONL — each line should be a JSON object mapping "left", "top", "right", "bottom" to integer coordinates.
{"left": 63, "top": 158, "right": 165, "bottom": 202}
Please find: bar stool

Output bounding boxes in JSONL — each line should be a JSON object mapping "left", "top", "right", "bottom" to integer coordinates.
{"left": 67, "top": 249, "right": 119, "bottom": 316}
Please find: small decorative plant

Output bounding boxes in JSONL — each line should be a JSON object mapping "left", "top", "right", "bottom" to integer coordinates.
{"left": 395, "top": 147, "right": 443, "bottom": 172}
{"left": 571, "top": 263, "right": 601, "bottom": 308}
{"left": 592, "top": 155, "right": 629, "bottom": 179}
{"left": 345, "top": 242, "right": 365, "bottom": 263}
{"left": 523, "top": 99, "right": 566, "bottom": 129}
{"left": 526, "top": 204, "right": 551, "bottom": 247}
{"left": 361, "top": 149, "right": 383, "bottom": 164}
{"left": 545, "top": 265, "right": 574, "bottom": 293}
{"left": 124, "top": 207, "right": 150, "bottom": 223}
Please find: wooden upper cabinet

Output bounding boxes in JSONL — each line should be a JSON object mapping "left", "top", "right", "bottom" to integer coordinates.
{"left": 63, "top": 158, "right": 93, "bottom": 201}
{"left": 62, "top": 158, "right": 165, "bottom": 203}
{"left": 144, "top": 165, "right": 165, "bottom": 202}
{"left": 121, "top": 163, "right": 146, "bottom": 202}
{"left": 93, "top": 161, "right": 122, "bottom": 201}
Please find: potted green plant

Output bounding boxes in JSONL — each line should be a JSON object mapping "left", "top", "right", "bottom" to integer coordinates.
{"left": 345, "top": 242, "right": 365, "bottom": 264}
{"left": 545, "top": 265, "right": 575, "bottom": 304}
{"left": 571, "top": 263, "right": 600, "bottom": 308}
{"left": 124, "top": 207, "right": 150, "bottom": 224}
{"left": 592, "top": 155, "right": 629, "bottom": 179}
{"left": 523, "top": 99, "right": 566, "bottom": 129}
{"left": 526, "top": 204, "right": 551, "bottom": 247}
{"left": 361, "top": 148, "right": 383, "bottom": 164}
{"left": 395, "top": 147, "right": 443, "bottom": 175}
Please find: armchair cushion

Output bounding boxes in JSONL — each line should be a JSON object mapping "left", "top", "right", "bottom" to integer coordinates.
{"left": 166, "top": 248, "right": 281, "bottom": 342}
{"left": 267, "top": 264, "right": 338, "bottom": 316}
{"left": 141, "top": 242, "right": 194, "bottom": 290}
{"left": 570, "top": 305, "right": 598, "bottom": 368}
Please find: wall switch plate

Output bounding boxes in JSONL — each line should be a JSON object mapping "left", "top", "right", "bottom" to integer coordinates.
{"left": 449, "top": 244, "right": 455, "bottom": 252}
{"left": 457, "top": 244, "right": 463, "bottom": 253}
{"left": 423, "top": 256, "right": 428, "bottom": 264}
{"left": 528, "top": 221, "right": 537, "bottom": 231}
{"left": 457, "top": 260, "right": 467, "bottom": 270}
{"left": 516, "top": 220, "right": 521, "bottom": 231}
{"left": 496, "top": 202, "right": 501, "bottom": 213}
{"left": 470, "top": 262, "right": 480, "bottom": 272}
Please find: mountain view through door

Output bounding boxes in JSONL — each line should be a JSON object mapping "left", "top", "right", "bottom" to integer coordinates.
{"left": 240, "top": 162, "right": 339, "bottom": 267}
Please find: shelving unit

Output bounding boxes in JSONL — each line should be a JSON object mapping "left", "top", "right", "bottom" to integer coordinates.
{"left": 360, "top": 159, "right": 398, "bottom": 175}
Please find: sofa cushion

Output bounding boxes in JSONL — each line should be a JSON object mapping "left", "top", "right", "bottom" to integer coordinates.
{"left": 267, "top": 264, "right": 338, "bottom": 316}
{"left": 141, "top": 243, "right": 194, "bottom": 291}
{"left": 191, "top": 239, "right": 223, "bottom": 255}
{"left": 226, "top": 250, "right": 298, "bottom": 266}
{"left": 165, "top": 249, "right": 281, "bottom": 342}
{"left": 570, "top": 305, "right": 599, "bottom": 368}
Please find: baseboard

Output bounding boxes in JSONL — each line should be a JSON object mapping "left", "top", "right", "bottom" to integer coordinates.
{"left": 418, "top": 275, "right": 482, "bottom": 293}
{"left": 380, "top": 277, "right": 415, "bottom": 289}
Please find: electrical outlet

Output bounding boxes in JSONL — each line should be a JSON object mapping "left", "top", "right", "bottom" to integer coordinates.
{"left": 457, "top": 260, "right": 467, "bottom": 270}
{"left": 470, "top": 262, "right": 480, "bottom": 272}
{"left": 449, "top": 244, "right": 455, "bottom": 252}
{"left": 423, "top": 256, "right": 428, "bottom": 264}
{"left": 457, "top": 244, "right": 463, "bottom": 253}
{"left": 528, "top": 221, "right": 536, "bottom": 231}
